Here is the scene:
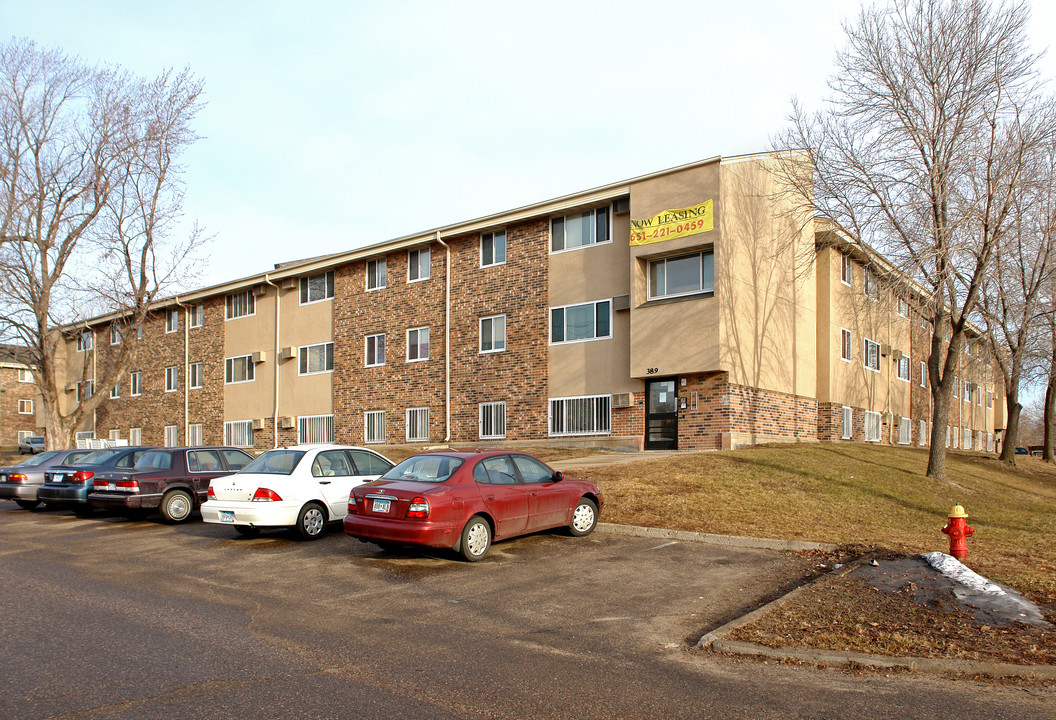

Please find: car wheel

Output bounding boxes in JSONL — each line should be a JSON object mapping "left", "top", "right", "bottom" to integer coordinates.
{"left": 458, "top": 516, "right": 491, "bottom": 562}
{"left": 295, "top": 503, "right": 327, "bottom": 540}
{"left": 160, "top": 490, "right": 194, "bottom": 523}
{"left": 233, "top": 525, "right": 261, "bottom": 538}
{"left": 14, "top": 499, "right": 40, "bottom": 510}
{"left": 569, "top": 498, "right": 598, "bottom": 537}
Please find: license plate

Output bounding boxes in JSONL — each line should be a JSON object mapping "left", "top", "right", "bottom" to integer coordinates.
{"left": 50, "top": 475, "right": 65, "bottom": 484}
{"left": 371, "top": 498, "right": 391, "bottom": 513}
{"left": 108, "top": 482, "right": 116, "bottom": 490}
{"left": 220, "top": 511, "right": 235, "bottom": 524}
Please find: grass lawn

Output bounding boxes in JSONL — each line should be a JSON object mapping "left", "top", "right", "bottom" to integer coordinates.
{"left": 569, "top": 443, "right": 1056, "bottom": 609}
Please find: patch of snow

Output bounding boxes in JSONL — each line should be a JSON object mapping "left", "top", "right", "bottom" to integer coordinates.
{"left": 920, "top": 552, "right": 1006, "bottom": 595}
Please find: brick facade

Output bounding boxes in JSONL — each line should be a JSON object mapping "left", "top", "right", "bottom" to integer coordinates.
{"left": 0, "top": 366, "right": 43, "bottom": 446}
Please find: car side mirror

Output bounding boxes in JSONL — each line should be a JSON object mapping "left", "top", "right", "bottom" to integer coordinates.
{"left": 552, "top": 471, "right": 563, "bottom": 482}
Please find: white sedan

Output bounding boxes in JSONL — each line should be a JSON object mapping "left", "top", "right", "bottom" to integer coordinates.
{"left": 202, "top": 444, "right": 394, "bottom": 540}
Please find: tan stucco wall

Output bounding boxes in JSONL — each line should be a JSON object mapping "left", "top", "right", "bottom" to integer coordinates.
{"left": 224, "top": 286, "right": 275, "bottom": 421}
{"left": 276, "top": 284, "right": 334, "bottom": 416}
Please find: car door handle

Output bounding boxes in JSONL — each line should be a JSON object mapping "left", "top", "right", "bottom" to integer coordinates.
{"left": 319, "top": 481, "right": 331, "bottom": 485}
{"left": 485, "top": 494, "right": 495, "bottom": 502}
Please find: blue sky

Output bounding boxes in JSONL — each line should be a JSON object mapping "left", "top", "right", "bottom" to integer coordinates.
{"left": 4, "top": 1, "right": 1055, "bottom": 287}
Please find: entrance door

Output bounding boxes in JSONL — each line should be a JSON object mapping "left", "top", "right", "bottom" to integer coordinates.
{"left": 645, "top": 378, "right": 678, "bottom": 450}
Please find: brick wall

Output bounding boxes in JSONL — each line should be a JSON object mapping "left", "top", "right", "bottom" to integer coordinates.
{"left": 0, "top": 367, "right": 43, "bottom": 446}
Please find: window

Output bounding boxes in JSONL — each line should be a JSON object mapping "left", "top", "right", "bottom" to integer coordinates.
{"left": 299, "top": 342, "right": 334, "bottom": 375}
{"left": 130, "top": 427, "right": 142, "bottom": 445}
{"left": 165, "top": 308, "right": 178, "bottom": 333}
{"left": 365, "top": 334, "right": 386, "bottom": 367}
{"left": 479, "top": 402, "right": 507, "bottom": 439}
{"left": 225, "top": 355, "right": 255, "bottom": 384}
{"left": 648, "top": 251, "right": 715, "bottom": 299}
{"left": 110, "top": 325, "right": 122, "bottom": 345}
{"left": 898, "top": 417, "right": 910, "bottom": 445}
{"left": 864, "top": 411, "right": 881, "bottom": 442}
{"left": 987, "top": 391, "right": 993, "bottom": 409}
{"left": 18, "top": 399, "right": 33, "bottom": 414}
{"left": 965, "top": 339, "right": 971, "bottom": 355}
{"left": 224, "top": 420, "right": 254, "bottom": 448}
{"left": 366, "top": 258, "right": 387, "bottom": 291}
{"left": 189, "top": 304, "right": 204, "bottom": 329}
{"left": 481, "top": 230, "right": 506, "bottom": 267}
{"left": 897, "top": 354, "right": 910, "bottom": 382}
{"left": 963, "top": 428, "right": 971, "bottom": 450}
{"left": 551, "top": 300, "right": 612, "bottom": 344}
{"left": 407, "top": 327, "right": 430, "bottom": 362}
{"left": 300, "top": 271, "right": 334, "bottom": 304}
{"left": 963, "top": 381, "right": 971, "bottom": 402}
{"left": 110, "top": 384, "right": 120, "bottom": 399}
{"left": 841, "top": 406, "right": 852, "bottom": 439}
{"left": 840, "top": 254, "right": 852, "bottom": 285}
{"left": 298, "top": 414, "right": 335, "bottom": 444}
{"left": 164, "top": 425, "right": 178, "bottom": 448}
{"left": 17, "top": 368, "right": 32, "bottom": 383}
{"left": 109, "top": 429, "right": 121, "bottom": 442}
{"left": 406, "top": 407, "right": 430, "bottom": 442}
{"left": 165, "top": 366, "right": 178, "bottom": 392}
{"left": 225, "top": 290, "right": 255, "bottom": 320}
{"left": 187, "top": 423, "right": 203, "bottom": 446}
{"left": 480, "top": 315, "right": 506, "bottom": 353}
{"left": 551, "top": 206, "right": 610, "bottom": 253}
{"left": 77, "top": 331, "right": 94, "bottom": 352}
{"left": 189, "top": 362, "right": 203, "bottom": 390}
{"left": 987, "top": 433, "right": 994, "bottom": 452}
{"left": 312, "top": 450, "right": 352, "bottom": 477}
{"left": 840, "top": 329, "right": 852, "bottom": 362}
{"left": 130, "top": 372, "right": 142, "bottom": 397}
{"left": 864, "top": 272, "right": 879, "bottom": 301}
{"left": 952, "top": 426, "right": 959, "bottom": 448}
{"left": 549, "top": 395, "right": 611, "bottom": 437}
{"left": 897, "top": 296, "right": 909, "bottom": 317}
{"left": 919, "top": 419, "right": 927, "bottom": 446}
{"left": 76, "top": 381, "right": 94, "bottom": 403}
{"left": 76, "top": 431, "right": 94, "bottom": 445}
{"left": 920, "top": 361, "right": 927, "bottom": 387}
{"left": 364, "top": 410, "right": 386, "bottom": 444}
{"left": 408, "top": 247, "right": 430, "bottom": 282}
{"left": 976, "top": 386, "right": 983, "bottom": 406}
{"left": 863, "top": 339, "right": 880, "bottom": 372}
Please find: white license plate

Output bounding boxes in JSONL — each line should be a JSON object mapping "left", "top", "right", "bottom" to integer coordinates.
{"left": 107, "top": 482, "right": 116, "bottom": 490}
{"left": 51, "top": 475, "right": 65, "bottom": 484}
{"left": 220, "top": 511, "right": 235, "bottom": 523}
{"left": 371, "top": 498, "right": 391, "bottom": 513}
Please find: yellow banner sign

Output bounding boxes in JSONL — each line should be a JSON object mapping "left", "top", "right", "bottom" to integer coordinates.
{"left": 629, "top": 200, "right": 713, "bottom": 246}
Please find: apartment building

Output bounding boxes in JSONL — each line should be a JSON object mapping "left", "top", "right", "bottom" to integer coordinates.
{"left": 0, "top": 345, "right": 45, "bottom": 447}
{"left": 53, "top": 152, "right": 1004, "bottom": 454}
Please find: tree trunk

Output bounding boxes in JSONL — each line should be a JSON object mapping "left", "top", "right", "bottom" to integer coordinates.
{"left": 927, "top": 383, "right": 952, "bottom": 479}
{"left": 1044, "top": 362, "right": 1056, "bottom": 462}
{"left": 1000, "top": 397, "right": 1022, "bottom": 463}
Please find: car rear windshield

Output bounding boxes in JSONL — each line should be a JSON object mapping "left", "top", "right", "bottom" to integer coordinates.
{"left": 382, "top": 455, "right": 464, "bottom": 483}
{"left": 21, "top": 451, "right": 61, "bottom": 466}
{"left": 136, "top": 451, "right": 173, "bottom": 470}
{"left": 240, "top": 450, "right": 305, "bottom": 475}
{"left": 78, "top": 450, "right": 120, "bottom": 465}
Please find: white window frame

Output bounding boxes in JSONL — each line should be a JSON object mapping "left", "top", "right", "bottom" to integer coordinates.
{"left": 364, "top": 410, "right": 386, "bottom": 444}
{"left": 298, "top": 414, "right": 335, "bottom": 444}
{"left": 479, "top": 401, "right": 507, "bottom": 440}
{"left": 863, "top": 339, "right": 880, "bottom": 372}
{"left": 224, "top": 420, "right": 254, "bottom": 448}
{"left": 110, "top": 384, "right": 120, "bottom": 399}
{"left": 165, "top": 366, "right": 178, "bottom": 392}
{"left": 987, "top": 391, "right": 993, "bottom": 409}
{"left": 952, "top": 426, "right": 959, "bottom": 448}
{"left": 864, "top": 272, "right": 879, "bottom": 301}
{"left": 407, "top": 327, "right": 430, "bottom": 362}
{"left": 365, "top": 334, "right": 386, "bottom": 367}
{"left": 550, "top": 299, "right": 612, "bottom": 345}
{"left": 481, "top": 229, "right": 507, "bottom": 268}
{"left": 963, "top": 428, "right": 971, "bottom": 450}
{"left": 897, "top": 296, "right": 909, "bottom": 318}
{"left": 840, "top": 254, "right": 852, "bottom": 285}
{"left": 225, "top": 355, "right": 255, "bottom": 385}
{"left": 130, "top": 427, "right": 142, "bottom": 445}
{"left": 18, "top": 399, "right": 33, "bottom": 415}
{"left": 17, "top": 368, "right": 32, "bottom": 383}
{"left": 976, "top": 385, "right": 983, "bottom": 406}
{"left": 76, "top": 380, "right": 94, "bottom": 403}
{"left": 299, "top": 342, "right": 334, "bottom": 375}
{"left": 987, "top": 432, "right": 994, "bottom": 452}
{"left": 841, "top": 406, "right": 852, "bottom": 439}
{"left": 189, "top": 304, "right": 204, "bottom": 329}
{"left": 18, "top": 430, "right": 36, "bottom": 444}
{"left": 366, "top": 258, "right": 387, "bottom": 291}
{"left": 406, "top": 407, "right": 430, "bottom": 442}
{"left": 165, "top": 308, "right": 179, "bottom": 333}
{"left": 549, "top": 395, "right": 612, "bottom": 437}
{"left": 647, "top": 251, "right": 715, "bottom": 300}
{"left": 164, "top": 425, "right": 178, "bottom": 448}
{"left": 77, "top": 330, "right": 94, "bottom": 352}
{"left": 550, "top": 206, "right": 611, "bottom": 254}
{"left": 76, "top": 431, "right": 94, "bottom": 444}
{"left": 187, "top": 423, "right": 203, "bottom": 446}
{"left": 840, "top": 329, "right": 852, "bottom": 362}
{"left": 898, "top": 417, "right": 910, "bottom": 445}
{"left": 864, "top": 411, "right": 881, "bottom": 442}
{"left": 130, "top": 372, "right": 142, "bottom": 397}
{"left": 897, "top": 354, "right": 910, "bottom": 382}
{"left": 920, "top": 361, "right": 926, "bottom": 388}
{"left": 109, "top": 429, "right": 121, "bottom": 442}
{"left": 963, "top": 380, "right": 971, "bottom": 402}
{"left": 110, "top": 325, "right": 122, "bottom": 345}
{"left": 300, "top": 270, "right": 335, "bottom": 305}
{"left": 408, "top": 247, "right": 430, "bottom": 282}
{"left": 919, "top": 419, "right": 927, "bottom": 446}
{"left": 480, "top": 315, "right": 507, "bottom": 353}
{"left": 189, "top": 362, "right": 203, "bottom": 390}
{"left": 225, "top": 290, "right": 255, "bottom": 320}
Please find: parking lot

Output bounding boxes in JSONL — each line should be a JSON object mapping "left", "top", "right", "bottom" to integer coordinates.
{"left": 2, "top": 506, "right": 1053, "bottom": 719}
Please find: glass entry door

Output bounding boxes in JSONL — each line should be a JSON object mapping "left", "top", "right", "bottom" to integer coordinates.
{"left": 645, "top": 378, "right": 678, "bottom": 450}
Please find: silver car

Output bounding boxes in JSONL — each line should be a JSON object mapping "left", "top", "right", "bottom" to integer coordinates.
{"left": 0, "top": 450, "right": 95, "bottom": 509}
{"left": 18, "top": 436, "right": 46, "bottom": 454}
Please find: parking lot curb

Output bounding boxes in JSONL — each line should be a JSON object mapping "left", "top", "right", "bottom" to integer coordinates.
{"left": 597, "top": 522, "right": 837, "bottom": 553}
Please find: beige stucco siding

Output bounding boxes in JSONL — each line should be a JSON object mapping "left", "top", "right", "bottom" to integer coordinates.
{"left": 277, "top": 284, "right": 333, "bottom": 416}
{"left": 224, "top": 287, "right": 275, "bottom": 421}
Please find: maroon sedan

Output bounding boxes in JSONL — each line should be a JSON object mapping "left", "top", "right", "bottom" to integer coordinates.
{"left": 343, "top": 450, "right": 603, "bottom": 561}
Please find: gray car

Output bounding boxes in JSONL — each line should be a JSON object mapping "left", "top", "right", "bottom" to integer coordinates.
{"left": 0, "top": 449, "right": 95, "bottom": 509}
{"left": 18, "top": 436, "right": 46, "bottom": 454}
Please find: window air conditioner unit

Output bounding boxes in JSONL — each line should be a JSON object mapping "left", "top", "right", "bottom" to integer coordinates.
{"left": 612, "top": 295, "right": 631, "bottom": 312}
{"left": 281, "top": 278, "right": 296, "bottom": 290}
{"left": 894, "top": 415, "right": 903, "bottom": 426}
{"left": 611, "top": 393, "right": 633, "bottom": 408}
{"left": 892, "top": 350, "right": 903, "bottom": 361}
{"left": 252, "top": 284, "right": 266, "bottom": 297}
{"left": 65, "top": 383, "right": 76, "bottom": 393}
{"left": 279, "top": 346, "right": 297, "bottom": 361}
{"left": 881, "top": 344, "right": 892, "bottom": 357}
{"left": 251, "top": 351, "right": 267, "bottom": 364}
{"left": 279, "top": 416, "right": 295, "bottom": 429}
{"left": 251, "top": 418, "right": 266, "bottom": 431}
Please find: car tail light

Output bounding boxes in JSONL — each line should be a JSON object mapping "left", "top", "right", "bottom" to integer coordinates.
{"left": 347, "top": 493, "right": 358, "bottom": 514}
{"left": 9, "top": 474, "right": 28, "bottom": 484}
{"left": 407, "top": 496, "right": 429, "bottom": 519}
{"left": 252, "top": 487, "right": 282, "bottom": 502}
{"left": 93, "top": 479, "right": 140, "bottom": 492}
{"left": 72, "top": 471, "right": 94, "bottom": 484}
{"left": 207, "top": 485, "right": 215, "bottom": 498}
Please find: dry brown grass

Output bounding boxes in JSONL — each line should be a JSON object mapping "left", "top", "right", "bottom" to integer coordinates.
{"left": 569, "top": 444, "right": 1056, "bottom": 608}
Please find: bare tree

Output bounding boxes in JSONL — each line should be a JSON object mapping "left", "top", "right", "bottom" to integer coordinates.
{"left": 774, "top": 0, "right": 1054, "bottom": 478}
{"left": 0, "top": 38, "right": 206, "bottom": 448}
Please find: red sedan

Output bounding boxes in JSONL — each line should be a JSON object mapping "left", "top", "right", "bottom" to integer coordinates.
{"left": 343, "top": 450, "right": 603, "bottom": 561}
